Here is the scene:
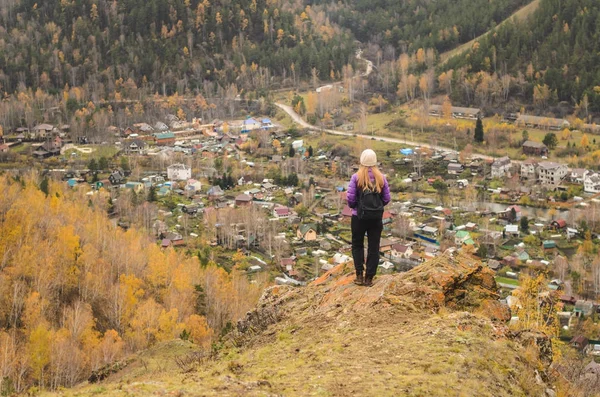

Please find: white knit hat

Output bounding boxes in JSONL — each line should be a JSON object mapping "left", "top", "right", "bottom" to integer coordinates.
{"left": 360, "top": 149, "right": 377, "bottom": 167}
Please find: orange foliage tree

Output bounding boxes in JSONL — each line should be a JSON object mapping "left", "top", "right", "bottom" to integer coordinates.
{"left": 0, "top": 174, "right": 267, "bottom": 391}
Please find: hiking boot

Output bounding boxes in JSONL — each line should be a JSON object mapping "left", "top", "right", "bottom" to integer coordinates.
{"left": 354, "top": 274, "right": 364, "bottom": 285}
{"left": 363, "top": 275, "right": 374, "bottom": 287}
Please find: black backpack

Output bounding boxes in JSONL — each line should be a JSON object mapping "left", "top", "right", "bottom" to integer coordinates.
{"left": 357, "top": 187, "right": 384, "bottom": 220}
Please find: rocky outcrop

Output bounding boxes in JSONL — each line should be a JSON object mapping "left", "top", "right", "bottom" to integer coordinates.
{"left": 307, "top": 249, "right": 510, "bottom": 321}
{"left": 231, "top": 249, "right": 511, "bottom": 350}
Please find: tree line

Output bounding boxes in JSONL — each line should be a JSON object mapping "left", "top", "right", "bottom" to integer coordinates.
{"left": 0, "top": 0, "right": 356, "bottom": 96}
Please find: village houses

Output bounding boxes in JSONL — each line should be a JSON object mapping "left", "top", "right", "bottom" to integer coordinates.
{"left": 167, "top": 163, "right": 192, "bottom": 181}
{"left": 569, "top": 168, "right": 588, "bottom": 184}
{"left": 124, "top": 139, "right": 148, "bottom": 155}
{"left": 297, "top": 224, "right": 317, "bottom": 241}
{"left": 522, "top": 140, "right": 549, "bottom": 156}
{"left": 491, "top": 156, "right": 511, "bottom": 179}
{"left": 520, "top": 158, "right": 538, "bottom": 180}
{"left": 428, "top": 105, "right": 481, "bottom": 120}
{"left": 516, "top": 114, "right": 570, "bottom": 131}
{"left": 447, "top": 162, "right": 464, "bottom": 175}
{"left": 537, "top": 161, "right": 568, "bottom": 187}
{"left": 584, "top": 172, "right": 600, "bottom": 194}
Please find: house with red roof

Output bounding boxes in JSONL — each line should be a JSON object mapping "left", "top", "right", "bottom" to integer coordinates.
{"left": 340, "top": 205, "right": 353, "bottom": 223}
{"left": 389, "top": 244, "right": 413, "bottom": 261}
{"left": 500, "top": 205, "right": 521, "bottom": 222}
{"left": 550, "top": 219, "right": 567, "bottom": 230}
{"left": 273, "top": 206, "right": 291, "bottom": 219}
{"left": 235, "top": 194, "right": 253, "bottom": 206}
{"left": 382, "top": 211, "right": 394, "bottom": 225}
{"left": 280, "top": 257, "right": 296, "bottom": 271}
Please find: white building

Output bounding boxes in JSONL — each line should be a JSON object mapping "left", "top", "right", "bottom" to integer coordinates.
{"left": 505, "top": 224, "right": 519, "bottom": 236}
{"left": 491, "top": 156, "right": 511, "bottom": 179}
{"left": 570, "top": 168, "right": 589, "bottom": 184}
{"left": 584, "top": 172, "right": 600, "bottom": 194}
{"left": 167, "top": 163, "right": 192, "bottom": 181}
{"left": 332, "top": 253, "right": 351, "bottom": 264}
{"left": 537, "top": 161, "right": 568, "bottom": 187}
{"left": 185, "top": 179, "right": 202, "bottom": 193}
{"left": 520, "top": 159, "right": 538, "bottom": 180}
{"left": 292, "top": 140, "right": 304, "bottom": 150}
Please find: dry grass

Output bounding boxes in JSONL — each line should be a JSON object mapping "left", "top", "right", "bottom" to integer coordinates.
{"left": 48, "top": 308, "right": 544, "bottom": 397}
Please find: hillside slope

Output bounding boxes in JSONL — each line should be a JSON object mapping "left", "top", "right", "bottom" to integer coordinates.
{"left": 51, "top": 251, "right": 554, "bottom": 397}
{"left": 444, "top": 0, "right": 600, "bottom": 112}
{"left": 315, "top": 0, "right": 531, "bottom": 55}
{"left": 439, "top": 0, "right": 540, "bottom": 64}
{"left": 0, "top": 0, "right": 355, "bottom": 94}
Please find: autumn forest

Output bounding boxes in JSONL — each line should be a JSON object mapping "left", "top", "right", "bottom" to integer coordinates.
{"left": 0, "top": 174, "right": 265, "bottom": 392}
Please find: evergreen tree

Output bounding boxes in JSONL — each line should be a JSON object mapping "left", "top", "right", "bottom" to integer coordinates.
{"left": 98, "top": 157, "right": 109, "bottom": 171}
{"left": 120, "top": 157, "right": 130, "bottom": 171}
{"left": 39, "top": 177, "right": 49, "bottom": 197}
{"left": 107, "top": 197, "right": 114, "bottom": 214}
{"left": 288, "top": 173, "right": 299, "bottom": 186}
{"left": 148, "top": 185, "right": 157, "bottom": 202}
{"left": 308, "top": 146, "right": 313, "bottom": 157}
{"left": 543, "top": 133, "right": 558, "bottom": 150}
{"left": 88, "top": 158, "right": 98, "bottom": 172}
{"left": 510, "top": 208, "right": 517, "bottom": 222}
{"left": 474, "top": 118, "right": 484, "bottom": 143}
{"left": 476, "top": 244, "right": 488, "bottom": 258}
{"left": 130, "top": 191, "right": 138, "bottom": 206}
{"left": 289, "top": 146, "right": 296, "bottom": 157}
{"left": 520, "top": 216, "right": 529, "bottom": 234}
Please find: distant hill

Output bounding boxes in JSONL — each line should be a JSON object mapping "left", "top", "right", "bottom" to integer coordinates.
{"left": 445, "top": 0, "right": 600, "bottom": 114}
{"left": 46, "top": 251, "right": 560, "bottom": 397}
{"left": 439, "top": 0, "right": 541, "bottom": 64}
{"left": 312, "top": 0, "right": 532, "bottom": 54}
{"left": 0, "top": 0, "right": 356, "bottom": 94}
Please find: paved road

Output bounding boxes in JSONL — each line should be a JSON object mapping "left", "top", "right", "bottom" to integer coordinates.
{"left": 279, "top": 48, "right": 512, "bottom": 162}
{"left": 275, "top": 102, "right": 497, "bottom": 161}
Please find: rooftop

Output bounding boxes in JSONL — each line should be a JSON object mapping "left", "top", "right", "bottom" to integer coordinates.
{"left": 522, "top": 140, "right": 547, "bottom": 148}
{"left": 429, "top": 104, "right": 481, "bottom": 115}
{"left": 538, "top": 161, "right": 564, "bottom": 170}
{"left": 516, "top": 114, "right": 569, "bottom": 127}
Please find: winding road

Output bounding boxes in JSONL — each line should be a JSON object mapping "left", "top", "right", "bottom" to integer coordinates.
{"left": 276, "top": 48, "right": 498, "bottom": 161}
{"left": 275, "top": 102, "right": 496, "bottom": 161}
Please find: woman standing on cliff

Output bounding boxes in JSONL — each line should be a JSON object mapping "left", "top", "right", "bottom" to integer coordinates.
{"left": 346, "top": 149, "right": 391, "bottom": 287}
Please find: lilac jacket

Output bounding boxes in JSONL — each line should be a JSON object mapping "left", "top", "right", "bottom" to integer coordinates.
{"left": 346, "top": 172, "right": 391, "bottom": 216}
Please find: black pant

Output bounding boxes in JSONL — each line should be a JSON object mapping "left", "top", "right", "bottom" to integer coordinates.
{"left": 351, "top": 215, "right": 383, "bottom": 277}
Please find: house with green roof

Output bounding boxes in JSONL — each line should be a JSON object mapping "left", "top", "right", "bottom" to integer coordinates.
{"left": 297, "top": 224, "right": 317, "bottom": 241}
{"left": 454, "top": 230, "right": 472, "bottom": 246}
{"left": 153, "top": 131, "right": 175, "bottom": 146}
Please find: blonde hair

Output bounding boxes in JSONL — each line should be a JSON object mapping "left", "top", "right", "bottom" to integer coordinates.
{"left": 356, "top": 165, "right": 384, "bottom": 193}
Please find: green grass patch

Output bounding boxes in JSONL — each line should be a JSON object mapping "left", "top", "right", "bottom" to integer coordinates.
{"left": 495, "top": 276, "right": 520, "bottom": 286}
